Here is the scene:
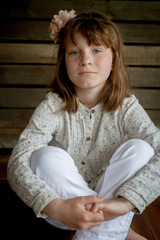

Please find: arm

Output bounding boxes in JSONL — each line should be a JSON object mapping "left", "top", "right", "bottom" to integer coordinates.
{"left": 88, "top": 96, "right": 159, "bottom": 220}
{"left": 89, "top": 197, "right": 135, "bottom": 221}
{"left": 43, "top": 196, "right": 104, "bottom": 230}
{"left": 7, "top": 92, "right": 59, "bottom": 217}
{"left": 117, "top": 95, "right": 160, "bottom": 213}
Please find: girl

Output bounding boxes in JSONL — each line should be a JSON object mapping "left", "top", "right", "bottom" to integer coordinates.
{"left": 7, "top": 10, "right": 160, "bottom": 240}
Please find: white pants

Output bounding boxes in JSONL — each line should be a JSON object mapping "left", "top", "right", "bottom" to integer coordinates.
{"left": 31, "top": 139, "right": 155, "bottom": 240}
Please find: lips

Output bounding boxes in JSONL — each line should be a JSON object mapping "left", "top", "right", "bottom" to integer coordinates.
{"left": 79, "top": 71, "right": 96, "bottom": 76}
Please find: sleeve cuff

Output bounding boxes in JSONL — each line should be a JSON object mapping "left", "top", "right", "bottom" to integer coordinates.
{"left": 31, "top": 190, "right": 58, "bottom": 218}
{"left": 116, "top": 186, "right": 147, "bottom": 214}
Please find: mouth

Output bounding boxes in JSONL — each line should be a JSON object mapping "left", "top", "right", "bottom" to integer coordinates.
{"left": 79, "top": 71, "right": 96, "bottom": 76}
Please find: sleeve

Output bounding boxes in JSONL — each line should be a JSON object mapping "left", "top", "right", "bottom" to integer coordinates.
{"left": 7, "top": 92, "right": 60, "bottom": 218}
{"left": 116, "top": 95, "right": 160, "bottom": 214}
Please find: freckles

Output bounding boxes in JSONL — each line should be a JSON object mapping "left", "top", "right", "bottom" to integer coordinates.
{"left": 66, "top": 59, "right": 76, "bottom": 70}
{"left": 68, "top": 58, "right": 79, "bottom": 69}
{"left": 65, "top": 57, "right": 72, "bottom": 67}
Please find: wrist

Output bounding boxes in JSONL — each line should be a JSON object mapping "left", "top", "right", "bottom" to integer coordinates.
{"left": 118, "top": 196, "right": 135, "bottom": 211}
{"left": 42, "top": 198, "right": 64, "bottom": 220}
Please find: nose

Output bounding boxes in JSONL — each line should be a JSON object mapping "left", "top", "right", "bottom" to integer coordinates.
{"left": 79, "top": 52, "right": 92, "bottom": 66}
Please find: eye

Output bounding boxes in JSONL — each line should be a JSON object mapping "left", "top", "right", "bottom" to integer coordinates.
{"left": 70, "top": 51, "right": 79, "bottom": 55}
{"left": 93, "top": 49, "right": 102, "bottom": 54}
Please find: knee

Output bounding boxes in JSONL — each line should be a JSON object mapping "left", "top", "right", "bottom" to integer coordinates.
{"left": 111, "top": 139, "right": 155, "bottom": 172}
{"left": 31, "top": 146, "right": 54, "bottom": 173}
{"left": 127, "top": 139, "right": 154, "bottom": 159}
{"left": 124, "top": 139, "right": 155, "bottom": 166}
{"left": 31, "top": 146, "right": 75, "bottom": 177}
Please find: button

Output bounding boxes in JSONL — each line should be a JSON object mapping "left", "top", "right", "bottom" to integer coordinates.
{"left": 91, "top": 109, "right": 95, "bottom": 113}
{"left": 86, "top": 137, "right": 91, "bottom": 141}
{"left": 81, "top": 161, "right": 85, "bottom": 165}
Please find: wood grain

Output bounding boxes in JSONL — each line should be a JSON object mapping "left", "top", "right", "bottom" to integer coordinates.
{"left": 0, "top": 88, "right": 159, "bottom": 109}
{"left": 0, "top": 43, "right": 160, "bottom": 65}
{"left": 1, "top": 0, "right": 160, "bottom": 21}
{"left": 131, "top": 197, "right": 160, "bottom": 240}
{"left": 0, "top": 0, "right": 159, "bottom": 238}
{"left": 1, "top": 20, "right": 159, "bottom": 44}
{"left": 1, "top": 65, "right": 160, "bottom": 88}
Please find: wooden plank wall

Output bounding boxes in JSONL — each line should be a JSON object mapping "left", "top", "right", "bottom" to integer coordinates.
{"left": 0, "top": 0, "right": 160, "bottom": 149}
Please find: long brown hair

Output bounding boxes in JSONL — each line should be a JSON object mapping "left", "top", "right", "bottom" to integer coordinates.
{"left": 51, "top": 11, "right": 131, "bottom": 112}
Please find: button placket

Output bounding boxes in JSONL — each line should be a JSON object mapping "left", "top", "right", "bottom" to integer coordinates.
{"left": 86, "top": 109, "right": 95, "bottom": 142}
{"left": 80, "top": 108, "right": 96, "bottom": 166}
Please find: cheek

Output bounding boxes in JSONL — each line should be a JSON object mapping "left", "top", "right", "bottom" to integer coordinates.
{"left": 98, "top": 56, "right": 113, "bottom": 70}
{"left": 65, "top": 58, "right": 77, "bottom": 81}
{"left": 65, "top": 57, "right": 76, "bottom": 72}
{"left": 106, "top": 54, "right": 113, "bottom": 69}
{"left": 65, "top": 57, "right": 72, "bottom": 75}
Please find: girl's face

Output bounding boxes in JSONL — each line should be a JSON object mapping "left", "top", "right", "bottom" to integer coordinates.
{"left": 65, "top": 32, "right": 113, "bottom": 95}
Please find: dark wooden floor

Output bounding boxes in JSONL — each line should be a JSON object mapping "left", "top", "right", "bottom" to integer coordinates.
{"left": 1, "top": 153, "right": 160, "bottom": 240}
{"left": 131, "top": 198, "right": 160, "bottom": 240}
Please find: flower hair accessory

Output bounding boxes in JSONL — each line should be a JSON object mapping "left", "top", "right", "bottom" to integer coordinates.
{"left": 49, "top": 10, "right": 76, "bottom": 42}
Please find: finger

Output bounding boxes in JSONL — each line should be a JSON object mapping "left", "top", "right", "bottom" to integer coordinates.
{"left": 83, "top": 195, "right": 103, "bottom": 205}
{"left": 98, "top": 210, "right": 103, "bottom": 215}
{"left": 91, "top": 203, "right": 99, "bottom": 213}
{"left": 88, "top": 210, "right": 104, "bottom": 222}
{"left": 86, "top": 203, "right": 93, "bottom": 211}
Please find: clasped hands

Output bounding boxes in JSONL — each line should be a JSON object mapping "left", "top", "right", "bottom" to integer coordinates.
{"left": 43, "top": 195, "right": 135, "bottom": 230}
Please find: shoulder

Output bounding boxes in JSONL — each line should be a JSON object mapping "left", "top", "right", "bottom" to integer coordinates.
{"left": 120, "top": 94, "right": 141, "bottom": 113}
{"left": 119, "top": 94, "right": 150, "bottom": 122}
{"left": 30, "top": 92, "right": 63, "bottom": 121}
{"left": 116, "top": 94, "right": 142, "bottom": 118}
{"left": 45, "top": 91, "right": 62, "bottom": 104}
{"left": 37, "top": 92, "right": 63, "bottom": 113}
{"left": 122, "top": 94, "right": 138, "bottom": 108}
